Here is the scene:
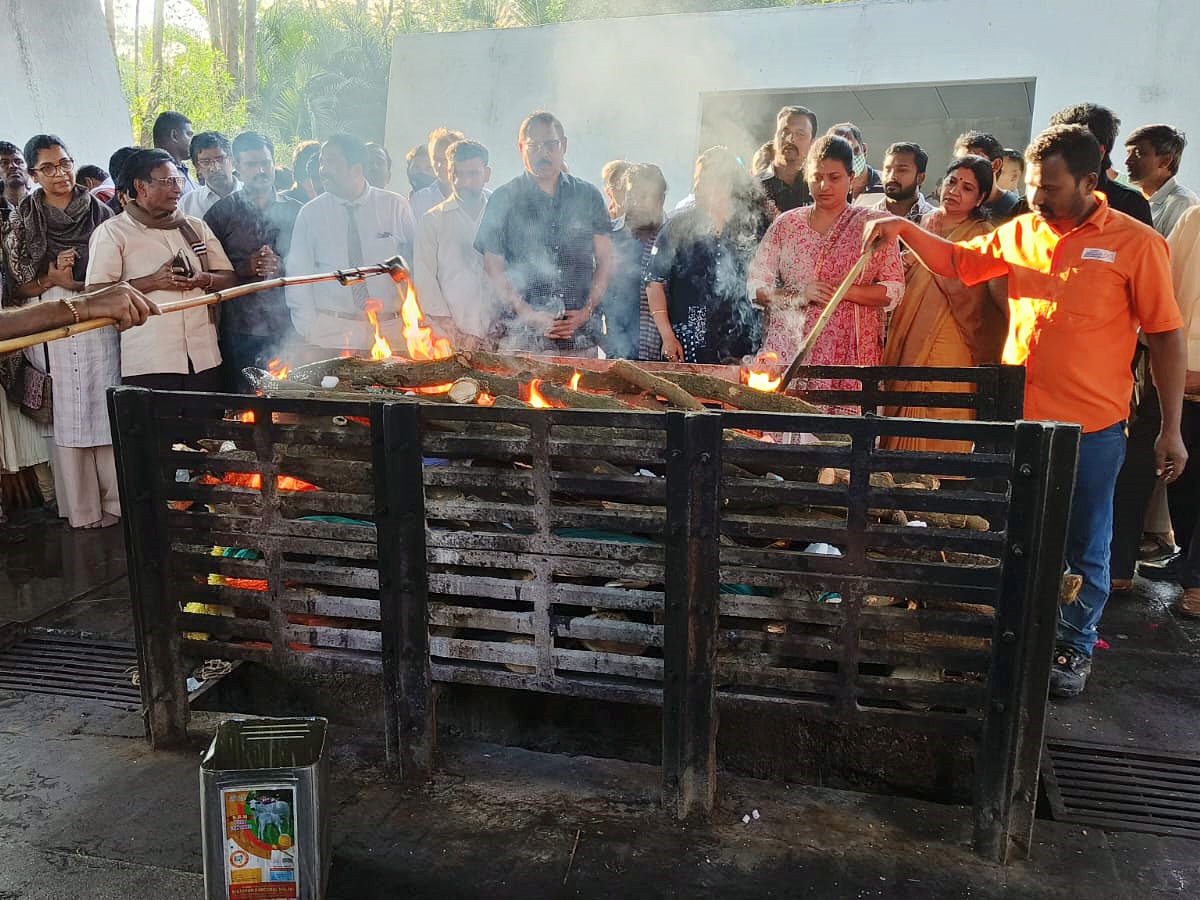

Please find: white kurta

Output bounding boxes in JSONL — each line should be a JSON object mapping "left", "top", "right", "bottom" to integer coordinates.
{"left": 27, "top": 284, "right": 122, "bottom": 448}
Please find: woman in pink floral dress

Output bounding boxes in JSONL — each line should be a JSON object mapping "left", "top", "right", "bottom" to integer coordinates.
{"left": 748, "top": 135, "right": 903, "bottom": 414}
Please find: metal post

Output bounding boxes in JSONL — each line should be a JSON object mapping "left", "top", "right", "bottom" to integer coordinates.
{"left": 661, "top": 411, "right": 722, "bottom": 818}
{"left": 973, "top": 422, "right": 1079, "bottom": 861}
{"left": 109, "top": 387, "right": 189, "bottom": 748}
{"left": 373, "top": 401, "right": 434, "bottom": 777}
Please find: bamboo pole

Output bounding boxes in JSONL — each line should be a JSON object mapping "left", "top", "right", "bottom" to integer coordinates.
{"left": 0, "top": 259, "right": 407, "bottom": 356}
{"left": 779, "top": 241, "right": 881, "bottom": 392}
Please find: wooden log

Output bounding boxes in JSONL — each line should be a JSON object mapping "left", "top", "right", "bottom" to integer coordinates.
{"left": 905, "top": 511, "right": 991, "bottom": 532}
{"left": 459, "top": 350, "right": 631, "bottom": 393}
{"left": 609, "top": 359, "right": 707, "bottom": 411}
{"left": 658, "top": 371, "right": 823, "bottom": 415}
{"left": 447, "top": 378, "right": 481, "bottom": 404}
{"left": 817, "top": 468, "right": 940, "bottom": 491}
{"left": 286, "top": 355, "right": 470, "bottom": 389}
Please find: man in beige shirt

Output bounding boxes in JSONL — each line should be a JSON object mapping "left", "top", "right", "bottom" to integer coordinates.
{"left": 87, "top": 148, "right": 235, "bottom": 391}
{"left": 1162, "top": 205, "right": 1200, "bottom": 616}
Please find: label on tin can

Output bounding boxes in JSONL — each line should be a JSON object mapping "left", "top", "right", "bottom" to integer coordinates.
{"left": 222, "top": 785, "right": 299, "bottom": 899}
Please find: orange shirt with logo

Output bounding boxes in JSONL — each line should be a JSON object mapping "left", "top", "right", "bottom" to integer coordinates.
{"left": 951, "top": 194, "right": 1183, "bottom": 432}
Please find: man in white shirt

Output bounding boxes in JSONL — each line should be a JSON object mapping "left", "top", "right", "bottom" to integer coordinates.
{"left": 180, "top": 132, "right": 242, "bottom": 219}
{"left": 285, "top": 133, "right": 416, "bottom": 355}
{"left": 414, "top": 140, "right": 497, "bottom": 349}
{"left": 87, "top": 148, "right": 236, "bottom": 392}
{"left": 1125, "top": 124, "right": 1200, "bottom": 238}
{"left": 410, "top": 127, "right": 465, "bottom": 227}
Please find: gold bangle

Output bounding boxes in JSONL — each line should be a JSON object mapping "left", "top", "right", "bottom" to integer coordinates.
{"left": 61, "top": 297, "right": 81, "bottom": 323}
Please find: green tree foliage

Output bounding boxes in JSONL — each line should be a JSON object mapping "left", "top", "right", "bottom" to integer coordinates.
{"left": 252, "top": 0, "right": 394, "bottom": 151}
{"left": 119, "top": 24, "right": 248, "bottom": 145}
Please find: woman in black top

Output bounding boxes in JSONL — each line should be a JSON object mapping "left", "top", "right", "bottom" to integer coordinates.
{"left": 645, "top": 147, "right": 771, "bottom": 364}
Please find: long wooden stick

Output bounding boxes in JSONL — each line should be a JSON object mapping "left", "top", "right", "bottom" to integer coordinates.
{"left": 779, "top": 241, "right": 881, "bottom": 392}
{"left": 0, "top": 259, "right": 406, "bottom": 356}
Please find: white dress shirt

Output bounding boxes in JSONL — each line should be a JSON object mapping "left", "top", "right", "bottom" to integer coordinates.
{"left": 410, "top": 181, "right": 451, "bottom": 229}
{"left": 1148, "top": 175, "right": 1200, "bottom": 238}
{"left": 285, "top": 185, "right": 416, "bottom": 350}
{"left": 179, "top": 179, "right": 243, "bottom": 219}
{"left": 413, "top": 194, "right": 497, "bottom": 339}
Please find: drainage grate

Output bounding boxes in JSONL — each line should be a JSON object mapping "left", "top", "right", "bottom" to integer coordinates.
{"left": 1044, "top": 740, "right": 1200, "bottom": 840}
{"left": 0, "top": 635, "right": 140, "bottom": 710}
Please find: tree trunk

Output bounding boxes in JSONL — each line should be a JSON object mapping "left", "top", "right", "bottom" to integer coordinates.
{"left": 133, "top": 0, "right": 141, "bottom": 97}
{"left": 242, "top": 0, "right": 256, "bottom": 100}
{"left": 205, "top": 0, "right": 223, "bottom": 56}
{"left": 222, "top": 0, "right": 241, "bottom": 85}
{"left": 144, "top": 0, "right": 166, "bottom": 144}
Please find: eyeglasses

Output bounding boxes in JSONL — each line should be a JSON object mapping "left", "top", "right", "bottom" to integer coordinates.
{"left": 523, "top": 139, "right": 564, "bottom": 154}
{"left": 238, "top": 159, "right": 275, "bottom": 172}
{"left": 195, "top": 155, "right": 230, "bottom": 171}
{"left": 150, "top": 175, "right": 188, "bottom": 188}
{"left": 33, "top": 159, "right": 73, "bottom": 177}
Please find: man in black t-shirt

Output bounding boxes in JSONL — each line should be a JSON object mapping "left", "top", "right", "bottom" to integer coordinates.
{"left": 758, "top": 106, "right": 816, "bottom": 212}
{"left": 474, "top": 111, "right": 613, "bottom": 356}
{"left": 953, "top": 130, "right": 1029, "bottom": 225}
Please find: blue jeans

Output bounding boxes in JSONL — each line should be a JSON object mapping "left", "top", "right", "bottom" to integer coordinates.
{"left": 1057, "top": 422, "right": 1128, "bottom": 656}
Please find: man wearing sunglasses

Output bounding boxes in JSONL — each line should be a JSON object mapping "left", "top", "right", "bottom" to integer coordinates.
{"left": 475, "top": 110, "right": 613, "bottom": 357}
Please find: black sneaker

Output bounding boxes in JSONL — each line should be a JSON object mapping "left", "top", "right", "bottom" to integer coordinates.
{"left": 1049, "top": 645, "right": 1092, "bottom": 699}
{"left": 1138, "top": 553, "right": 1183, "bottom": 584}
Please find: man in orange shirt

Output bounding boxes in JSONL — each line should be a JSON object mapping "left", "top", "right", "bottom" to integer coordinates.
{"left": 865, "top": 125, "right": 1188, "bottom": 698}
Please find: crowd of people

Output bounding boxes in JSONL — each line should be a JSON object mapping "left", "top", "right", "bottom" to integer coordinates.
{"left": 0, "top": 99, "right": 1197, "bottom": 699}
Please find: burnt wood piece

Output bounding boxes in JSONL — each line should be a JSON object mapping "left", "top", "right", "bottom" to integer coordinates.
{"left": 287, "top": 355, "right": 470, "bottom": 388}
{"left": 661, "top": 411, "right": 723, "bottom": 818}
{"left": 110, "top": 387, "right": 189, "bottom": 748}
{"left": 972, "top": 422, "right": 1079, "bottom": 863}
{"left": 609, "top": 359, "right": 707, "bottom": 411}
{"left": 658, "top": 371, "right": 823, "bottom": 415}
{"left": 374, "top": 401, "right": 435, "bottom": 776}
{"left": 459, "top": 349, "right": 632, "bottom": 393}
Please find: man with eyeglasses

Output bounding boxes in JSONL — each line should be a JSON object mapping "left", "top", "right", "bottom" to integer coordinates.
{"left": 180, "top": 132, "right": 242, "bottom": 219}
{"left": 87, "top": 148, "right": 235, "bottom": 393}
{"left": 205, "top": 132, "right": 304, "bottom": 392}
{"left": 474, "top": 110, "right": 613, "bottom": 356}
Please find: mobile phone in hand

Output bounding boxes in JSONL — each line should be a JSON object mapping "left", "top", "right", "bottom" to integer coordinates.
{"left": 171, "top": 251, "right": 194, "bottom": 278}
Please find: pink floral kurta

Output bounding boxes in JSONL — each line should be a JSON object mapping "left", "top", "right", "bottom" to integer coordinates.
{"left": 748, "top": 205, "right": 904, "bottom": 413}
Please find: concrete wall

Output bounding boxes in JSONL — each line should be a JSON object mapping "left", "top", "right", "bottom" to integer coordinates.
{"left": 1, "top": 0, "right": 131, "bottom": 167}
{"left": 386, "top": 0, "right": 1200, "bottom": 207}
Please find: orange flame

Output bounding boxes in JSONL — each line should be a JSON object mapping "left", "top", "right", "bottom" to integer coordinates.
{"left": 746, "top": 370, "right": 782, "bottom": 393}
{"left": 210, "top": 472, "right": 320, "bottom": 492}
{"left": 399, "top": 279, "right": 453, "bottom": 360}
{"left": 743, "top": 351, "right": 782, "bottom": 393}
{"left": 569, "top": 371, "right": 582, "bottom": 391}
{"left": 266, "top": 358, "right": 290, "bottom": 380}
{"left": 238, "top": 411, "right": 255, "bottom": 423}
{"left": 364, "top": 299, "right": 393, "bottom": 361}
{"left": 477, "top": 392, "right": 495, "bottom": 406}
{"left": 525, "top": 379, "right": 551, "bottom": 409}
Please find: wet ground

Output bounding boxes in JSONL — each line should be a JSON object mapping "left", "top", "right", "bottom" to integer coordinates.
{"left": 1, "top": 515, "right": 1198, "bottom": 898}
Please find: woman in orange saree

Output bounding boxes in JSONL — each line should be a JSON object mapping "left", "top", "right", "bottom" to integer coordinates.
{"left": 881, "top": 155, "right": 1007, "bottom": 452}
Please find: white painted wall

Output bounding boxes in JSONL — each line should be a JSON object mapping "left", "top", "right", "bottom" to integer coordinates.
{"left": 2, "top": 0, "right": 131, "bottom": 168}
{"left": 386, "top": 0, "right": 1200, "bottom": 207}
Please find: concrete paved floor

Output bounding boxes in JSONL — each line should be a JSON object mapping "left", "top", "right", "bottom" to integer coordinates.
{"left": 1, "top": 513, "right": 1198, "bottom": 898}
